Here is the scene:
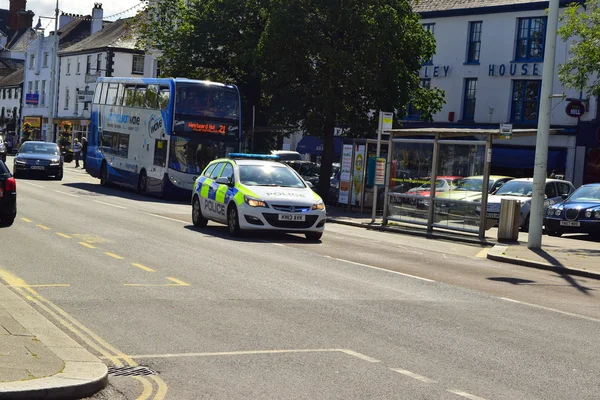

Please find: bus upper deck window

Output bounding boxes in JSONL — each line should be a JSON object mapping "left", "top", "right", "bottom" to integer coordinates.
{"left": 158, "top": 87, "right": 170, "bottom": 109}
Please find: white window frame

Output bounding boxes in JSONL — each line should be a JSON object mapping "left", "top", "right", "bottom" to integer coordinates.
{"left": 76, "top": 57, "right": 81, "bottom": 74}
{"left": 41, "top": 80, "right": 46, "bottom": 105}
{"left": 29, "top": 54, "right": 35, "bottom": 69}
{"left": 64, "top": 87, "right": 70, "bottom": 110}
{"left": 67, "top": 58, "right": 71, "bottom": 75}
{"left": 43, "top": 52, "right": 49, "bottom": 68}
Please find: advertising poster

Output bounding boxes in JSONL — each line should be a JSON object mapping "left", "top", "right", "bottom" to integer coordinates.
{"left": 351, "top": 145, "right": 366, "bottom": 206}
{"left": 338, "top": 144, "right": 353, "bottom": 204}
{"left": 22, "top": 116, "right": 42, "bottom": 141}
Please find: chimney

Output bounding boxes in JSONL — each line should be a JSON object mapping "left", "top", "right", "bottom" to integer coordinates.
{"left": 91, "top": 3, "right": 103, "bottom": 35}
{"left": 17, "top": 10, "right": 34, "bottom": 31}
{"left": 59, "top": 12, "right": 75, "bottom": 29}
{"left": 9, "top": 0, "right": 27, "bottom": 32}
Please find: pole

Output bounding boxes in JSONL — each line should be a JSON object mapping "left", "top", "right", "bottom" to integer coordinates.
{"left": 478, "top": 135, "right": 492, "bottom": 239}
{"left": 48, "top": 0, "right": 59, "bottom": 144}
{"left": 371, "top": 113, "right": 383, "bottom": 223}
{"left": 528, "top": 0, "right": 559, "bottom": 249}
{"left": 251, "top": 105, "right": 255, "bottom": 153}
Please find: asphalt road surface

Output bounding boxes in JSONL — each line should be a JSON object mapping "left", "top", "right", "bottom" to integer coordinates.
{"left": 2, "top": 159, "right": 600, "bottom": 400}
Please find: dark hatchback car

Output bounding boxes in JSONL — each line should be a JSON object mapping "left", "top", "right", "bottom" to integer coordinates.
{"left": 13, "top": 141, "right": 63, "bottom": 180}
{"left": 0, "top": 159, "right": 16, "bottom": 226}
{"left": 545, "top": 183, "right": 600, "bottom": 237}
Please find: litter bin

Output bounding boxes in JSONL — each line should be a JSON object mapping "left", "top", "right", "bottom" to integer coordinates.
{"left": 497, "top": 199, "right": 520, "bottom": 242}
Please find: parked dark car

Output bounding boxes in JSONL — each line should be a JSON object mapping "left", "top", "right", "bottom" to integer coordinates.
{"left": 13, "top": 141, "right": 63, "bottom": 180}
{"left": 0, "top": 158, "right": 16, "bottom": 226}
{"left": 0, "top": 134, "right": 6, "bottom": 162}
{"left": 545, "top": 183, "right": 600, "bottom": 237}
{"left": 284, "top": 160, "right": 321, "bottom": 183}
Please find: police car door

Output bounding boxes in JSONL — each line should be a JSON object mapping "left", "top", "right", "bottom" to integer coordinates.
{"left": 213, "top": 162, "right": 234, "bottom": 223}
{"left": 203, "top": 162, "right": 224, "bottom": 220}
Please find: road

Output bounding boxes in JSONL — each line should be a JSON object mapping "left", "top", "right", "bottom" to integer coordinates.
{"left": 2, "top": 158, "right": 600, "bottom": 399}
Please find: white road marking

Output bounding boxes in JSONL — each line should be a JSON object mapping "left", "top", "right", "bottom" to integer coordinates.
{"left": 53, "top": 190, "right": 80, "bottom": 198}
{"left": 390, "top": 368, "right": 436, "bottom": 383}
{"left": 475, "top": 248, "right": 489, "bottom": 258}
{"left": 447, "top": 389, "right": 487, "bottom": 400}
{"left": 145, "top": 212, "right": 188, "bottom": 223}
{"left": 93, "top": 200, "right": 126, "bottom": 209}
{"left": 338, "top": 349, "right": 380, "bottom": 363}
{"left": 500, "top": 297, "right": 600, "bottom": 324}
{"left": 19, "top": 181, "right": 45, "bottom": 188}
{"left": 324, "top": 256, "right": 435, "bottom": 283}
{"left": 119, "top": 348, "right": 379, "bottom": 363}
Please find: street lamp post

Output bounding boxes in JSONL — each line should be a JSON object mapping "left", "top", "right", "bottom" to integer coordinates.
{"left": 528, "top": 0, "right": 560, "bottom": 249}
{"left": 48, "top": 0, "right": 59, "bottom": 143}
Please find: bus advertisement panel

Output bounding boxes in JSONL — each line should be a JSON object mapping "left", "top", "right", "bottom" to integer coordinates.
{"left": 86, "top": 77, "right": 242, "bottom": 199}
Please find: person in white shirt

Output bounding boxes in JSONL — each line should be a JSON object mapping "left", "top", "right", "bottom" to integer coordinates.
{"left": 73, "top": 138, "right": 82, "bottom": 168}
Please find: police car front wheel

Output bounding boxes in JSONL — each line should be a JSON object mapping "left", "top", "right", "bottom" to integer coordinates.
{"left": 227, "top": 205, "right": 242, "bottom": 237}
{"left": 192, "top": 196, "right": 208, "bottom": 228}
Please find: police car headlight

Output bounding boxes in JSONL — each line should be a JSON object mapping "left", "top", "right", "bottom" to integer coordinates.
{"left": 244, "top": 196, "right": 267, "bottom": 208}
{"left": 312, "top": 200, "right": 325, "bottom": 210}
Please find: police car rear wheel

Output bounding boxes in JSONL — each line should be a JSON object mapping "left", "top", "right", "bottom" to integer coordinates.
{"left": 305, "top": 232, "right": 322, "bottom": 241}
{"left": 192, "top": 196, "right": 208, "bottom": 227}
{"left": 227, "top": 205, "right": 241, "bottom": 236}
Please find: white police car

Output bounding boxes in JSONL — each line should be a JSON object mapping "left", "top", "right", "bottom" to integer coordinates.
{"left": 191, "top": 154, "right": 326, "bottom": 240}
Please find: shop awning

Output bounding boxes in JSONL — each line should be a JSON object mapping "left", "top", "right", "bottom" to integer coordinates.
{"left": 296, "top": 135, "right": 343, "bottom": 155}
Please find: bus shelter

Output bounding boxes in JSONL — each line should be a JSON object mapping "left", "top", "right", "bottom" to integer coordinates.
{"left": 380, "top": 128, "right": 543, "bottom": 239}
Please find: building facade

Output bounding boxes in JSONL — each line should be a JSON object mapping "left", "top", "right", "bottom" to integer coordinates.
{"left": 21, "top": 6, "right": 102, "bottom": 142}
{"left": 408, "top": 0, "right": 595, "bottom": 186}
{"left": 56, "top": 15, "right": 157, "bottom": 142}
{"left": 0, "top": 67, "right": 23, "bottom": 145}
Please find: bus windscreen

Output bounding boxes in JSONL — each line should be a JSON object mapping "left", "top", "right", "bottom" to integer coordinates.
{"left": 175, "top": 84, "right": 238, "bottom": 120}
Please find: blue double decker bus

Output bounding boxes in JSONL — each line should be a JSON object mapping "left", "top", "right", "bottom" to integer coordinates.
{"left": 86, "top": 77, "right": 242, "bottom": 199}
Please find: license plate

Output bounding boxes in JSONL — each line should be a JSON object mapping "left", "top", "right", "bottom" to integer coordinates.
{"left": 278, "top": 214, "right": 306, "bottom": 221}
{"left": 486, "top": 213, "right": 500, "bottom": 219}
{"left": 560, "top": 221, "right": 580, "bottom": 227}
{"left": 31, "top": 166, "right": 45, "bottom": 170}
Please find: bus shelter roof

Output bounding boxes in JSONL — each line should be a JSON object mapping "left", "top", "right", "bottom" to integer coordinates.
{"left": 383, "top": 127, "right": 557, "bottom": 139}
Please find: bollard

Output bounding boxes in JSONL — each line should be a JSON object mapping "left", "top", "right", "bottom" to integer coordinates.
{"left": 497, "top": 199, "right": 521, "bottom": 242}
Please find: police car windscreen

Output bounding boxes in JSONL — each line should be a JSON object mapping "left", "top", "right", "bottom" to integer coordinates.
{"left": 240, "top": 165, "right": 306, "bottom": 188}
{"left": 175, "top": 84, "right": 238, "bottom": 120}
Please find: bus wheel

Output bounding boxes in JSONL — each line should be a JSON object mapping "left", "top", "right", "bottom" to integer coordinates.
{"left": 192, "top": 196, "right": 208, "bottom": 228}
{"left": 100, "top": 162, "right": 109, "bottom": 187}
{"left": 227, "top": 204, "right": 241, "bottom": 237}
{"left": 137, "top": 170, "right": 148, "bottom": 195}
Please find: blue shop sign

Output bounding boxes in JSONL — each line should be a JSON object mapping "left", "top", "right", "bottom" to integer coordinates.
{"left": 25, "top": 93, "right": 39, "bottom": 105}
{"left": 488, "top": 63, "right": 541, "bottom": 77}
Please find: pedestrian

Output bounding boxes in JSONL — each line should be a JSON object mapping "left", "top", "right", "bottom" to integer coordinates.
{"left": 549, "top": 169, "right": 556, "bottom": 178}
{"left": 73, "top": 138, "right": 82, "bottom": 168}
{"left": 81, "top": 137, "right": 88, "bottom": 169}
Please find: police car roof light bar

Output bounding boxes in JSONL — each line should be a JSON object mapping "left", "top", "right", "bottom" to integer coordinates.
{"left": 228, "top": 153, "right": 280, "bottom": 160}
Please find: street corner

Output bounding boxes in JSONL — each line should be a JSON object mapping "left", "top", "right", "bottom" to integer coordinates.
{"left": 0, "top": 282, "right": 108, "bottom": 399}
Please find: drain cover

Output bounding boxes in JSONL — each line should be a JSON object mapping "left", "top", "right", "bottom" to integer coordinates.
{"left": 108, "top": 366, "right": 157, "bottom": 377}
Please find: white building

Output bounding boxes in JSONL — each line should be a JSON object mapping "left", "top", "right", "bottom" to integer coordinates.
{"left": 0, "top": 67, "right": 23, "bottom": 141}
{"left": 407, "top": 0, "right": 595, "bottom": 186}
{"left": 21, "top": 5, "right": 104, "bottom": 142}
{"left": 56, "top": 15, "right": 158, "bottom": 141}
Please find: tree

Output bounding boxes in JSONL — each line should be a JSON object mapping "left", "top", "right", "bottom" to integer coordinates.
{"left": 558, "top": 0, "right": 600, "bottom": 97}
{"left": 138, "top": 0, "right": 444, "bottom": 196}
{"left": 258, "top": 0, "right": 444, "bottom": 195}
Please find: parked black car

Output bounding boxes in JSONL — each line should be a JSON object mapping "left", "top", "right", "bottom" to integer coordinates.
{"left": 13, "top": 141, "right": 63, "bottom": 180}
{"left": 545, "top": 183, "right": 600, "bottom": 237}
{"left": 0, "top": 158, "right": 16, "bottom": 226}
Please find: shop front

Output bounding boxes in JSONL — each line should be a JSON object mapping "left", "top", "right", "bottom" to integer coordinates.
{"left": 577, "top": 122, "right": 600, "bottom": 184}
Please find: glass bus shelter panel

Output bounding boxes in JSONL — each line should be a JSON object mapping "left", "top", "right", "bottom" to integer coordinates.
{"left": 386, "top": 141, "right": 434, "bottom": 226}
{"left": 432, "top": 143, "right": 486, "bottom": 232}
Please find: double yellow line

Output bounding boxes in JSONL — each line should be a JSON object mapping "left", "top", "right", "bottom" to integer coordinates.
{"left": 0, "top": 268, "right": 168, "bottom": 400}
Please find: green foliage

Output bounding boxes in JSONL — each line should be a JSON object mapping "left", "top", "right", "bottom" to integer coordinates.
{"left": 137, "top": 0, "right": 445, "bottom": 194}
{"left": 558, "top": 0, "right": 600, "bottom": 97}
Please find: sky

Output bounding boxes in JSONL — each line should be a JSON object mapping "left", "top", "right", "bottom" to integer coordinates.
{"left": 0, "top": 0, "right": 147, "bottom": 26}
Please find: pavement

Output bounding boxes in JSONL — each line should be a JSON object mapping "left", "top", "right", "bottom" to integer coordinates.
{"left": 0, "top": 276, "right": 107, "bottom": 399}
{"left": 326, "top": 206, "right": 600, "bottom": 280}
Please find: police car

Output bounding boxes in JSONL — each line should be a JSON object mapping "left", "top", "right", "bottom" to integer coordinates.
{"left": 191, "top": 154, "right": 326, "bottom": 240}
